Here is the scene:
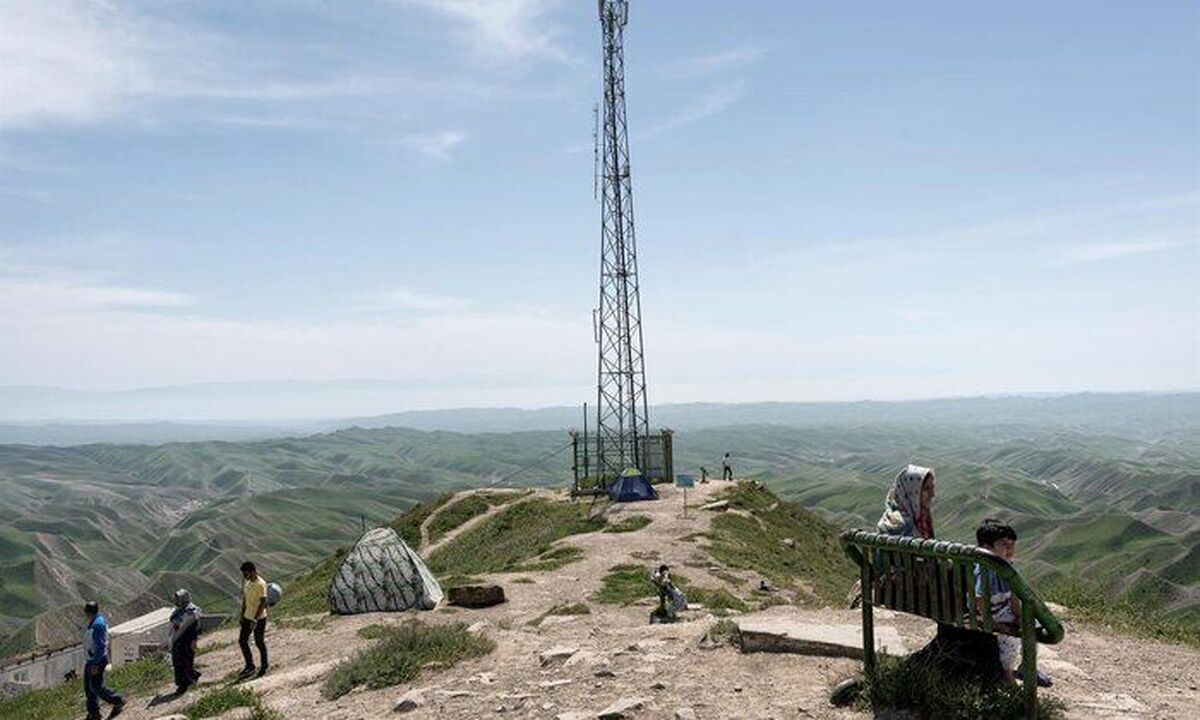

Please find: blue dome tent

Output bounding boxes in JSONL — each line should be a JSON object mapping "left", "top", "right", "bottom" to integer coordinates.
{"left": 607, "top": 468, "right": 658, "bottom": 502}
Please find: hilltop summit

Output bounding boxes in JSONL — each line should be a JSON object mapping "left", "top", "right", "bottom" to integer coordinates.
{"left": 19, "top": 480, "right": 1195, "bottom": 720}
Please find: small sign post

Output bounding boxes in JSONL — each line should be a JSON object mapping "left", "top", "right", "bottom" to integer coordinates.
{"left": 675, "top": 474, "right": 695, "bottom": 518}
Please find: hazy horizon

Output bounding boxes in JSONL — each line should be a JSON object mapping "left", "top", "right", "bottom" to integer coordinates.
{"left": 0, "top": 382, "right": 1195, "bottom": 423}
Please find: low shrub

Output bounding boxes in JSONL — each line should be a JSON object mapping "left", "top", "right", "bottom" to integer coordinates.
{"left": 705, "top": 618, "right": 741, "bottom": 646}
{"left": 860, "top": 654, "right": 1065, "bottom": 720}
{"left": 185, "top": 686, "right": 258, "bottom": 719}
{"left": 321, "top": 621, "right": 494, "bottom": 699}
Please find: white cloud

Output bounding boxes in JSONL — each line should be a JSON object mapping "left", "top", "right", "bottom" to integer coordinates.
{"left": 399, "top": 0, "right": 568, "bottom": 62}
{"left": 638, "top": 82, "right": 744, "bottom": 140}
{"left": 368, "top": 287, "right": 470, "bottom": 312}
{"left": 0, "top": 265, "right": 193, "bottom": 310}
{"left": 0, "top": 267, "right": 590, "bottom": 396}
{"left": 0, "top": 1, "right": 406, "bottom": 131}
{"left": 1056, "top": 239, "right": 1187, "bottom": 263}
{"left": 0, "top": 0, "right": 152, "bottom": 128}
{"left": 398, "top": 129, "right": 469, "bottom": 158}
{"left": 666, "top": 45, "right": 767, "bottom": 75}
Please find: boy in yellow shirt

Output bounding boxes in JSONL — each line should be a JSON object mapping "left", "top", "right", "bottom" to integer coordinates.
{"left": 238, "top": 561, "right": 269, "bottom": 678}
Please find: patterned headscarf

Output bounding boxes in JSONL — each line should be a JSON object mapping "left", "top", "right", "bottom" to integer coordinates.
{"left": 876, "top": 464, "right": 935, "bottom": 538}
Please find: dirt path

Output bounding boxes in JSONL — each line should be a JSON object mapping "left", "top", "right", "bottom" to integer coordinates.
{"left": 417, "top": 487, "right": 531, "bottom": 554}
{"left": 118, "top": 481, "right": 1200, "bottom": 720}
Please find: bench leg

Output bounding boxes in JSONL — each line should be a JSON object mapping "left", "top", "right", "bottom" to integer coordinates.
{"left": 861, "top": 561, "right": 876, "bottom": 678}
{"left": 1022, "top": 605, "right": 1038, "bottom": 719}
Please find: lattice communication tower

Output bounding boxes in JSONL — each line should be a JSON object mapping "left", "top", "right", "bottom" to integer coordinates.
{"left": 592, "top": 0, "right": 649, "bottom": 481}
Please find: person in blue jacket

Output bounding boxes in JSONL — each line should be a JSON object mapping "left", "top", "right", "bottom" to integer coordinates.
{"left": 83, "top": 601, "right": 125, "bottom": 719}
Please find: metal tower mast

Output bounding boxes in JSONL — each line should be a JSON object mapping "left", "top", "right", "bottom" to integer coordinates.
{"left": 594, "top": 0, "right": 649, "bottom": 480}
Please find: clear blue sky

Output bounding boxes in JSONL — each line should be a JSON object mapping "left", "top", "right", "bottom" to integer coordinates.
{"left": 1, "top": 0, "right": 1196, "bottom": 410}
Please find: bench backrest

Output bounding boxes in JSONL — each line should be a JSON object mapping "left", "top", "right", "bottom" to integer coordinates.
{"left": 840, "top": 529, "right": 1064, "bottom": 644}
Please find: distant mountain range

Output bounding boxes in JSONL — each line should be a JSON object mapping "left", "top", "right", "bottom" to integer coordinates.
{"left": 2, "top": 389, "right": 1196, "bottom": 445}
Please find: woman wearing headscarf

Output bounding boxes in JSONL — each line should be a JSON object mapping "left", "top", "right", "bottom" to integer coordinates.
{"left": 876, "top": 464, "right": 936, "bottom": 539}
{"left": 848, "top": 464, "right": 937, "bottom": 608}
{"left": 169, "top": 589, "right": 202, "bottom": 695}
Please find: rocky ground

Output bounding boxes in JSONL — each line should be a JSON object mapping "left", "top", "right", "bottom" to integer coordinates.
{"left": 120, "top": 481, "right": 1198, "bottom": 720}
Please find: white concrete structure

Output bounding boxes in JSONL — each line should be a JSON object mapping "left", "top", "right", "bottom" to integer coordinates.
{"left": 0, "top": 644, "right": 84, "bottom": 695}
{"left": 0, "top": 607, "right": 213, "bottom": 698}
{"left": 109, "top": 607, "right": 174, "bottom": 666}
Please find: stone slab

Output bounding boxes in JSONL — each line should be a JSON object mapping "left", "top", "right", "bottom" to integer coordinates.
{"left": 736, "top": 618, "right": 907, "bottom": 658}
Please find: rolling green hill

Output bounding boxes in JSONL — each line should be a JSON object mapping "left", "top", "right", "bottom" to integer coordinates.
{"left": 670, "top": 423, "right": 1199, "bottom": 619}
{"left": 0, "top": 427, "right": 568, "bottom": 655}
{"left": 2, "top": 396, "right": 1196, "bottom": 658}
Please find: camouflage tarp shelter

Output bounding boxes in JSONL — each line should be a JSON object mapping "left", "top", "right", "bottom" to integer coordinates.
{"left": 329, "top": 527, "right": 444, "bottom": 614}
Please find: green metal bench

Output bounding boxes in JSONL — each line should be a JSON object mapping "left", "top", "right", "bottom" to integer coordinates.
{"left": 840, "top": 529, "right": 1065, "bottom": 718}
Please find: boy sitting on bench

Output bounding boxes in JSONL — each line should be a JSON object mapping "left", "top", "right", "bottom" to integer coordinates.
{"left": 976, "top": 518, "right": 1053, "bottom": 687}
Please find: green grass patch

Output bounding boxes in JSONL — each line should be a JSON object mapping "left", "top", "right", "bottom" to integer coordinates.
{"left": 185, "top": 686, "right": 259, "bottom": 719}
{"left": 270, "top": 547, "right": 346, "bottom": 619}
{"left": 1043, "top": 576, "right": 1200, "bottom": 648}
{"left": 438, "top": 574, "right": 485, "bottom": 588}
{"left": 602, "top": 515, "right": 652, "bottom": 534}
{"left": 357, "top": 623, "right": 392, "bottom": 640}
{"left": 706, "top": 481, "right": 856, "bottom": 605}
{"left": 0, "top": 657, "right": 172, "bottom": 720}
{"left": 515, "top": 545, "right": 585, "bottom": 572}
{"left": 528, "top": 602, "right": 591, "bottom": 626}
{"left": 322, "top": 620, "right": 494, "bottom": 699}
{"left": 710, "top": 568, "right": 743, "bottom": 587}
{"left": 591, "top": 564, "right": 746, "bottom": 611}
{"left": 427, "top": 495, "right": 491, "bottom": 544}
{"left": 390, "top": 492, "right": 456, "bottom": 548}
{"left": 593, "top": 564, "right": 654, "bottom": 605}
{"left": 114, "top": 657, "right": 175, "bottom": 697}
{"left": 683, "top": 583, "right": 748, "bottom": 613}
{"left": 513, "top": 576, "right": 535, "bottom": 584}
{"left": 427, "top": 491, "right": 530, "bottom": 544}
{"left": 860, "top": 654, "right": 1065, "bottom": 720}
{"left": 426, "top": 499, "right": 604, "bottom": 576}
{"left": 0, "top": 676, "right": 78, "bottom": 720}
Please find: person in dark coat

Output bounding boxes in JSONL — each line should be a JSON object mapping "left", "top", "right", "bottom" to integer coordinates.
{"left": 169, "top": 589, "right": 202, "bottom": 694}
